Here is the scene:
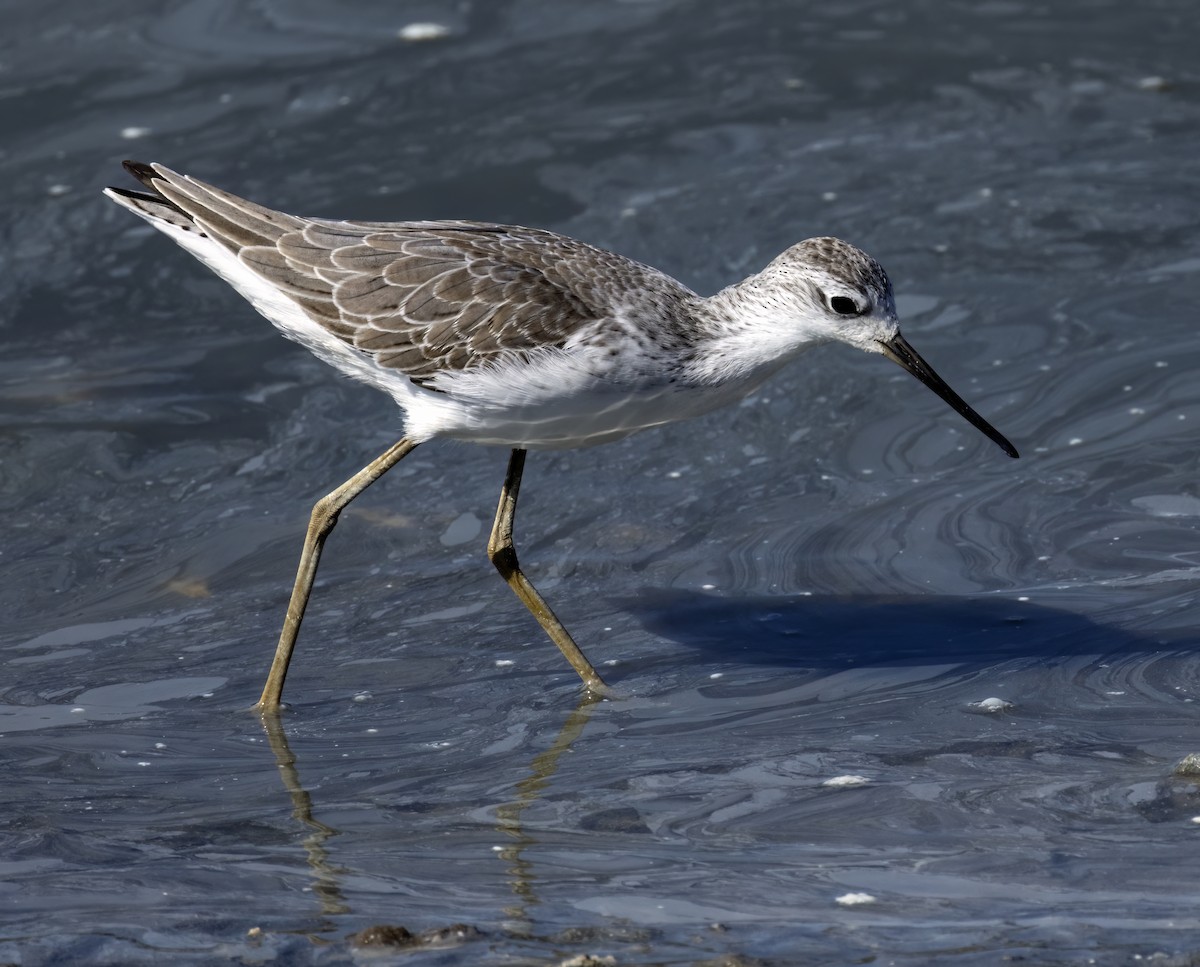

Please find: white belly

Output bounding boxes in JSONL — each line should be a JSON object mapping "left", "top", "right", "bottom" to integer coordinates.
{"left": 405, "top": 347, "right": 786, "bottom": 449}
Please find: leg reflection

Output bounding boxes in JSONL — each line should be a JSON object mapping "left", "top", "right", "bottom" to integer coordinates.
{"left": 260, "top": 710, "right": 351, "bottom": 919}
{"left": 493, "top": 692, "right": 604, "bottom": 936}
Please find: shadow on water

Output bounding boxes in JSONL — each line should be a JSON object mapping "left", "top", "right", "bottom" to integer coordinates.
{"left": 618, "top": 588, "right": 1191, "bottom": 671}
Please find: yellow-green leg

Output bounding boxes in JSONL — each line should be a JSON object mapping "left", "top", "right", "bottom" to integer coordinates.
{"left": 487, "top": 448, "right": 610, "bottom": 695}
{"left": 256, "top": 437, "right": 419, "bottom": 711}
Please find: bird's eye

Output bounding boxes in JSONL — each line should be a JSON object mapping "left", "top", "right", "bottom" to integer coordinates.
{"left": 828, "top": 295, "right": 863, "bottom": 316}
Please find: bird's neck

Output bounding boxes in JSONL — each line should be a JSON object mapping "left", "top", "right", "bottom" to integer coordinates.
{"left": 680, "top": 275, "right": 830, "bottom": 386}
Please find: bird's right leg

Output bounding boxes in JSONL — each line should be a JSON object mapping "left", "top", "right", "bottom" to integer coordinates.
{"left": 487, "top": 448, "right": 611, "bottom": 695}
{"left": 256, "top": 437, "right": 420, "bottom": 712}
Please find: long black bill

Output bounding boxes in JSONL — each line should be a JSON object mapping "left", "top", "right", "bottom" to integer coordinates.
{"left": 878, "top": 332, "right": 1018, "bottom": 459}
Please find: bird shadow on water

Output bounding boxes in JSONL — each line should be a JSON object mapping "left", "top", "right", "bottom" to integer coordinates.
{"left": 616, "top": 588, "right": 1190, "bottom": 672}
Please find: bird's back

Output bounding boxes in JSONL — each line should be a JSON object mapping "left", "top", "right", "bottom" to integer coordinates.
{"left": 107, "top": 163, "right": 697, "bottom": 389}
{"left": 106, "top": 163, "right": 728, "bottom": 447}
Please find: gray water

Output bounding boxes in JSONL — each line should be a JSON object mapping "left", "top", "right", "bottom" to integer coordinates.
{"left": 3, "top": 1, "right": 1200, "bottom": 963}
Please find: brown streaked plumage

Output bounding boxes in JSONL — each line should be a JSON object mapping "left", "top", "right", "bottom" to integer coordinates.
{"left": 113, "top": 160, "right": 697, "bottom": 389}
{"left": 104, "top": 161, "right": 1017, "bottom": 712}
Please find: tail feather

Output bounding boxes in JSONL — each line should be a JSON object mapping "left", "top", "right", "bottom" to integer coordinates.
{"left": 121, "top": 159, "right": 162, "bottom": 191}
{"left": 103, "top": 183, "right": 201, "bottom": 235}
{"left": 105, "top": 160, "right": 300, "bottom": 252}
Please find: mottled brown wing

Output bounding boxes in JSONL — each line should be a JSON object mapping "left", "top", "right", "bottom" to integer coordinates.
{"left": 136, "top": 164, "right": 646, "bottom": 386}
{"left": 265, "top": 222, "right": 612, "bottom": 383}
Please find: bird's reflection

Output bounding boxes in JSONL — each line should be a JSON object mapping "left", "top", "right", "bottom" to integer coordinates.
{"left": 256, "top": 690, "right": 603, "bottom": 937}
{"left": 259, "top": 710, "right": 350, "bottom": 920}
{"left": 493, "top": 692, "right": 604, "bottom": 937}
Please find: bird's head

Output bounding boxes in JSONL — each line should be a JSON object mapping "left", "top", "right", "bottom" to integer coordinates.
{"left": 764, "top": 237, "right": 1018, "bottom": 459}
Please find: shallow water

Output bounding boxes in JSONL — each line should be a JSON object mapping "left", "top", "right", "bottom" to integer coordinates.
{"left": 3, "top": 1, "right": 1200, "bottom": 963}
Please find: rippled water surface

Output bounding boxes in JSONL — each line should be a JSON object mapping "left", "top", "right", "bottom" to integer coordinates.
{"left": 3, "top": 1, "right": 1200, "bottom": 963}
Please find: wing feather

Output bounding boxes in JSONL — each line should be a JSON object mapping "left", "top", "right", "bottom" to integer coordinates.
{"left": 119, "top": 163, "right": 698, "bottom": 388}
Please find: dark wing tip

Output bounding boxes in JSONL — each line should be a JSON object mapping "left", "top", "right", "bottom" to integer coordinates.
{"left": 121, "top": 159, "right": 159, "bottom": 190}
{"left": 110, "top": 161, "right": 192, "bottom": 223}
{"left": 105, "top": 185, "right": 161, "bottom": 205}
